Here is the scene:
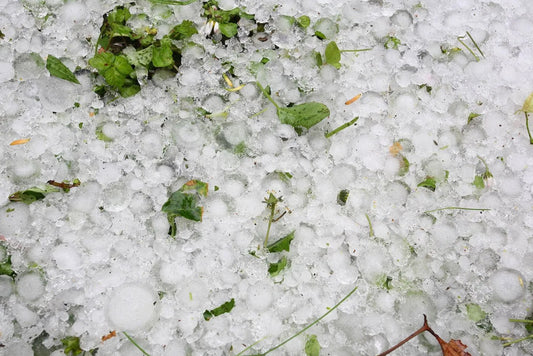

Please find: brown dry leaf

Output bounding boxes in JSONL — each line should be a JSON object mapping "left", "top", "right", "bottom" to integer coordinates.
{"left": 389, "top": 141, "right": 403, "bottom": 156}
{"left": 101, "top": 330, "right": 117, "bottom": 342}
{"left": 436, "top": 336, "right": 471, "bottom": 356}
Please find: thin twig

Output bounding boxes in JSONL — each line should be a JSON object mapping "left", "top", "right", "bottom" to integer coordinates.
{"left": 424, "top": 207, "right": 490, "bottom": 214}
{"left": 377, "top": 315, "right": 430, "bottom": 356}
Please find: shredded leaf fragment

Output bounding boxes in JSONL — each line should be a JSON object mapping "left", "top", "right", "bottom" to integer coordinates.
{"left": 9, "top": 138, "right": 30, "bottom": 146}
{"left": 203, "top": 298, "right": 235, "bottom": 321}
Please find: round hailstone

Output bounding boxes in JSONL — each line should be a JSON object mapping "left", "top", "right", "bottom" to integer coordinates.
{"left": 16, "top": 272, "right": 45, "bottom": 301}
{"left": 490, "top": 268, "right": 526, "bottom": 303}
{"left": 52, "top": 245, "right": 81, "bottom": 270}
{"left": 3, "top": 341, "right": 33, "bottom": 356}
{"left": 0, "top": 275, "right": 14, "bottom": 297}
{"left": 106, "top": 283, "right": 159, "bottom": 332}
{"left": 246, "top": 284, "right": 273, "bottom": 312}
{"left": 11, "top": 160, "right": 38, "bottom": 178}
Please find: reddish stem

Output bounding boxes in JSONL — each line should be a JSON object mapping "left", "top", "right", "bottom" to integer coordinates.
{"left": 377, "top": 315, "right": 431, "bottom": 356}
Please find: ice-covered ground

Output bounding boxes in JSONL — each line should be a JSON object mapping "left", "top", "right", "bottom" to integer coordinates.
{"left": 1, "top": 0, "right": 533, "bottom": 355}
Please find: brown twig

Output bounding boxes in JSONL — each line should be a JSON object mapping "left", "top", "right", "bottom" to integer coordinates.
{"left": 377, "top": 315, "right": 431, "bottom": 356}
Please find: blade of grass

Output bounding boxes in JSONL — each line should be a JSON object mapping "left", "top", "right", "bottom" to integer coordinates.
{"left": 503, "top": 334, "right": 533, "bottom": 347}
{"left": 256, "top": 82, "right": 280, "bottom": 109}
{"left": 424, "top": 207, "right": 490, "bottom": 214}
{"left": 325, "top": 117, "right": 359, "bottom": 138}
{"left": 251, "top": 285, "right": 358, "bottom": 355}
{"left": 466, "top": 31, "right": 485, "bottom": 58}
{"left": 457, "top": 34, "right": 480, "bottom": 61}
{"left": 340, "top": 48, "right": 372, "bottom": 53}
{"left": 123, "top": 332, "right": 151, "bottom": 356}
{"left": 526, "top": 112, "right": 533, "bottom": 144}
{"left": 509, "top": 319, "right": 533, "bottom": 323}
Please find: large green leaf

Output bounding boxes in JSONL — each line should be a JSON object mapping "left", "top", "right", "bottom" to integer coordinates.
{"left": 267, "top": 231, "right": 295, "bottom": 253}
{"left": 88, "top": 52, "right": 115, "bottom": 72}
{"left": 218, "top": 22, "right": 238, "bottom": 38}
{"left": 46, "top": 55, "right": 80, "bottom": 84}
{"left": 152, "top": 39, "right": 174, "bottom": 67}
{"left": 162, "top": 191, "right": 203, "bottom": 222}
{"left": 102, "top": 67, "right": 126, "bottom": 88}
{"left": 324, "top": 41, "right": 341, "bottom": 69}
{"left": 277, "top": 102, "right": 330, "bottom": 129}
{"left": 169, "top": 20, "right": 198, "bottom": 40}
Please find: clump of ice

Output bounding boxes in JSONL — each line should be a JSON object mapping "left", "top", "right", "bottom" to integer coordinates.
{"left": 490, "top": 268, "right": 526, "bottom": 303}
{"left": 106, "top": 283, "right": 159, "bottom": 332}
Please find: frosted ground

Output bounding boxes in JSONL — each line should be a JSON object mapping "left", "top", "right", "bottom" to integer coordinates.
{"left": 1, "top": 0, "right": 533, "bottom": 355}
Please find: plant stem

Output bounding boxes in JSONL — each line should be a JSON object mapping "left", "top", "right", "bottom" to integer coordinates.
{"left": 123, "top": 332, "right": 151, "bottom": 356}
{"left": 377, "top": 315, "right": 430, "bottom": 356}
{"left": 466, "top": 31, "right": 485, "bottom": 58}
{"left": 509, "top": 319, "right": 533, "bottom": 323}
{"left": 340, "top": 48, "right": 372, "bottom": 53}
{"left": 255, "top": 286, "right": 358, "bottom": 356}
{"left": 457, "top": 35, "right": 480, "bottom": 61}
{"left": 256, "top": 82, "right": 279, "bottom": 109}
{"left": 424, "top": 207, "right": 490, "bottom": 214}
{"left": 264, "top": 204, "right": 276, "bottom": 248}
{"left": 365, "top": 213, "right": 374, "bottom": 238}
{"left": 503, "top": 334, "right": 533, "bottom": 347}
{"left": 325, "top": 117, "right": 359, "bottom": 138}
{"left": 525, "top": 112, "right": 533, "bottom": 144}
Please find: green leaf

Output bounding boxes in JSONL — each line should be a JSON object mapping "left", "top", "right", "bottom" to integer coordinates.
{"left": 297, "top": 15, "right": 311, "bottom": 29}
{"left": 337, "top": 189, "right": 349, "bottom": 206}
{"left": 203, "top": 298, "right": 235, "bottom": 321}
{"left": 118, "top": 84, "right": 141, "bottom": 97}
{"left": 88, "top": 52, "right": 115, "bottom": 72}
{"left": 169, "top": 20, "right": 198, "bottom": 40}
{"left": 467, "top": 112, "right": 481, "bottom": 124}
{"left": 324, "top": 41, "right": 341, "bottom": 69}
{"left": 277, "top": 102, "right": 330, "bottom": 129}
{"left": 107, "top": 6, "right": 131, "bottom": 24}
{"left": 314, "top": 31, "right": 326, "bottom": 40}
{"left": 102, "top": 66, "right": 126, "bottom": 88}
{"left": 0, "top": 255, "right": 16, "bottom": 279}
{"left": 466, "top": 304, "right": 486, "bottom": 323}
{"left": 179, "top": 179, "right": 209, "bottom": 197}
{"left": 61, "top": 336, "right": 83, "bottom": 356}
{"left": 129, "top": 46, "right": 153, "bottom": 67}
{"left": 46, "top": 55, "right": 80, "bottom": 84}
{"left": 417, "top": 177, "right": 436, "bottom": 191}
{"left": 113, "top": 55, "right": 134, "bottom": 75}
{"left": 472, "top": 175, "right": 484, "bottom": 189}
{"left": 30, "top": 52, "right": 45, "bottom": 68}
{"left": 152, "top": 39, "right": 174, "bottom": 67}
{"left": 267, "top": 231, "right": 295, "bottom": 253}
{"left": 384, "top": 36, "right": 401, "bottom": 49}
{"left": 218, "top": 22, "right": 238, "bottom": 38}
{"left": 268, "top": 256, "right": 288, "bottom": 277}
{"left": 305, "top": 335, "right": 320, "bottom": 356}
{"left": 162, "top": 192, "right": 203, "bottom": 222}
{"left": 314, "top": 51, "right": 323, "bottom": 66}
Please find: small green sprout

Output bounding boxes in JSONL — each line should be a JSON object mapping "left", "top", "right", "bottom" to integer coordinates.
{"left": 384, "top": 36, "right": 401, "bottom": 50}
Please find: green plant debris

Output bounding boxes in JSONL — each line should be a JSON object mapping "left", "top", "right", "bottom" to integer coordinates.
{"left": 0, "top": 30, "right": 4, "bottom": 40}
{"left": 8, "top": 180, "right": 79, "bottom": 205}
{"left": 377, "top": 275, "right": 393, "bottom": 290}
{"left": 398, "top": 155, "right": 410, "bottom": 176}
{"left": 297, "top": 15, "right": 311, "bottom": 28}
{"left": 472, "top": 175, "right": 484, "bottom": 189}
{"left": 168, "top": 20, "right": 198, "bottom": 40}
{"left": 365, "top": 213, "right": 375, "bottom": 238}
{"left": 304, "top": 335, "right": 320, "bottom": 356}
{"left": 162, "top": 180, "right": 208, "bottom": 237}
{"left": 203, "top": 298, "right": 235, "bottom": 321}
{"left": 467, "top": 112, "right": 481, "bottom": 124}
{"left": 268, "top": 256, "right": 287, "bottom": 277}
{"left": 267, "top": 231, "right": 295, "bottom": 253}
{"left": 256, "top": 82, "right": 330, "bottom": 131}
{"left": 276, "top": 171, "right": 293, "bottom": 183}
{"left": 202, "top": 0, "right": 254, "bottom": 39}
{"left": 262, "top": 193, "right": 281, "bottom": 247}
{"left": 325, "top": 117, "right": 358, "bottom": 138}
{"left": 149, "top": 0, "right": 197, "bottom": 5}
{"left": 0, "top": 248, "right": 16, "bottom": 280}
{"left": 337, "top": 189, "right": 349, "bottom": 206}
{"left": 418, "top": 84, "right": 432, "bottom": 93}
{"left": 314, "top": 51, "right": 323, "bottom": 66}
{"left": 46, "top": 55, "right": 80, "bottom": 84}
{"left": 95, "top": 125, "right": 113, "bottom": 142}
{"left": 417, "top": 176, "right": 436, "bottom": 191}
{"left": 466, "top": 304, "right": 486, "bottom": 323}
{"left": 384, "top": 36, "right": 401, "bottom": 50}
{"left": 61, "top": 336, "right": 91, "bottom": 356}
{"left": 521, "top": 93, "right": 533, "bottom": 144}
{"left": 314, "top": 31, "right": 326, "bottom": 40}
{"left": 499, "top": 320, "right": 533, "bottom": 347}
{"left": 423, "top": 207, "right": 490, "bottom": 214}
{"left": 324, "top": 41, "right": 341, "bottom": 69}
{"left": 477, "top": 155, "right": 493, "bottom": 182}
{"left": 237, "top": 285, "right": 357, "bottom": 356}
{"left": 233, "top": 141, "right": 247, "bottom": 156}
{"left": 457, "top": 31, "right": 485, "bottom": 62}
{"left": 123, "top": 332, "right": 151, "bottom": 356}
{"left": 89, "top": 52, "right": 140, "bottom": 98}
